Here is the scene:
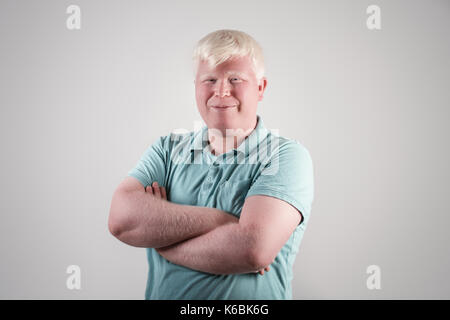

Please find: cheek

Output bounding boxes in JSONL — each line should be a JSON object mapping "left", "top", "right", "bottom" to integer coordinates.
{"left": 197, "top": 86, "right": 212, "bottom": 101}
{"left": 195, "top": 88, "right": 207, "bottom": 105}
{"left": 235, "top": 85, "right": 257, "bottom": 102}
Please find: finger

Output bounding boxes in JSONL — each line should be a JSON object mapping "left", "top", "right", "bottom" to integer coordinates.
{"left": 152, "top": 182, "right": 161, "bottom": 198}
{"left": 160, "top": 186, "right": 167, "bottom": 200}
{"left": 259, "top": 270, "right": 264, "bottom": 275}
{"left": 146, "top": 185, "right": 153, "bottom": 194}
{"left": 265, "top": 266, "right": 270, "bottom": 272}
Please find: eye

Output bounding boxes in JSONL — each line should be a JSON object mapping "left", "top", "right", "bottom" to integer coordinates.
{"left": 230, "top": 78, "right": 242, "bottom": 82}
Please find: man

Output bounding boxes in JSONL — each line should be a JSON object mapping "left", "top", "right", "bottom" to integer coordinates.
{"left": 108, "top": 29, "right": 314, "bottom": 299}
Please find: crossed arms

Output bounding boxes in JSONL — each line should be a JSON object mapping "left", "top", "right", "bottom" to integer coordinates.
{"left": 108, "top": 176, "right": 301, "bottom": 275}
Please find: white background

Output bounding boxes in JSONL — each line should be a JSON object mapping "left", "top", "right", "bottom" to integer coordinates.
{"left": 0, "top": 0, "right": 449, "bottom": 299}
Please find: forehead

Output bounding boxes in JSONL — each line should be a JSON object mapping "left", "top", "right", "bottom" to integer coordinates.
{"left": 197, "top": 56, "right": 254, "bottom": 78}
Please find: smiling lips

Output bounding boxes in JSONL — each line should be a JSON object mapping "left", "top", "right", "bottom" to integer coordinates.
{"left": 210, "top": 105, "right": 237, "bottom": 110}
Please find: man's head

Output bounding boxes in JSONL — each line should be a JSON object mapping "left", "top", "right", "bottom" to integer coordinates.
{"left": 193, "top": 30, "right": 267, "bottom": 134}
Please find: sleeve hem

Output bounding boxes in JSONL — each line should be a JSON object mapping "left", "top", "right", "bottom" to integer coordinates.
{"left": 245, "top": 186, "right": 308, "bottom": 226}
{"left": 127, "top": 171, "right": 149, "bottom": 188}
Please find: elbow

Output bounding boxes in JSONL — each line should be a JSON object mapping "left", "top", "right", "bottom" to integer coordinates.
{"left": 108, "top": 192, "right": 156, "bottom": 248}
{"left": 249, "top": 253, "right": 271, "bottom": 271}
{"left": 242, "top": 226, "right": 275, "bottom": 270}
{"left": 247, "top": 246, "right": 274, "bottom": 271}
{"left": 108, "top": 191, "right": 135, "bottom": 241}
{"left": 108, "top": 210, "right": 144, "bottom": 247}
{"left": 108, "top": 213, "right": 126, "bottom": 239}
{"left": 108, "top": 208, "right": 131, "bottom": 240}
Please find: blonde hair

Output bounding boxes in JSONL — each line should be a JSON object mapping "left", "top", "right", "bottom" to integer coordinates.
{"left": 192, "top": 29, "right": 265, "bottom": 80}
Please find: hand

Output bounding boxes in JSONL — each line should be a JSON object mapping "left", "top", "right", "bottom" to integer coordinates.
{"left": 146, "top": 181, "right": 167, "bottom": 201}
{"left": 256, "top": 265, "right": 270, "bottom": 276}
{"left": 255, "top": 259, "right": 276, "bottom": 276}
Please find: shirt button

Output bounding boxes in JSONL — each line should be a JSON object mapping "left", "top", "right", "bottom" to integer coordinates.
{"left": 206, "top": 176, "right": 213, "bottom": 182}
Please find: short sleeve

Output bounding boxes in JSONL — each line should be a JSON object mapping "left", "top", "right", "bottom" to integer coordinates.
{"left": 245, "top": 141, "right": 314, "bottom": 226}
{"left": 127, "top": 136, "right": 168, "bottom": 188}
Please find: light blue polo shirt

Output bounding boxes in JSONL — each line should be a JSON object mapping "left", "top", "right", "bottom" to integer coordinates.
{"left": 127, "top": 114, "right": 314, "bottom": 300}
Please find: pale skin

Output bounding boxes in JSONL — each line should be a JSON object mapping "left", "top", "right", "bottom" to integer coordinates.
{"left": 148, "top": 181, "right": 271, "bottom": 275}
{"left": 109, "top": 176, "right": 274, "bottom": 274}
{"left": 194, "top": 55, "right": 266, "bottom": 155}
{"left": 109, "top": 55, "right": 303, "bottom": 276}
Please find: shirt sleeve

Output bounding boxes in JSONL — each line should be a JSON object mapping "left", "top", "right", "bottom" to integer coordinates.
{"left": 245, "top": 140, "right": 314, "bottom": 226}
{"left": 127, "top": 136, "right": 168, "bottom": 188}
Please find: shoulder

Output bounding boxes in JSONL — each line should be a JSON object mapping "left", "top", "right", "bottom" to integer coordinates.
{"left": 264, "top": 132, "right": 313, "bottom": 165}
{"left": 150, "top": 129, "right": 196, "bottom": 151}
{"left": 149, "top": 129, "right": 201, "bottom": 165}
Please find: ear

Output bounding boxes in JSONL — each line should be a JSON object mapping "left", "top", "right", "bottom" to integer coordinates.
{"left": 257, "top": 77, "right": 268, "bottom": 101}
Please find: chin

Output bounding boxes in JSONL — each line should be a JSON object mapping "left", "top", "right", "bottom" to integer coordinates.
{"left": 207, "top": 119, "right": 230, "bottom": 130}
{"left": 200, "top": 106, "right": 250, "bottom": 130}
{"left": 206, "top": 116, "right": 237, "bottom": 130}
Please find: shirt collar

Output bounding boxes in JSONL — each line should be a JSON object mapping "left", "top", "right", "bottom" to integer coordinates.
{"left": 190, "top": 114, "right": 269, "bottom": 156}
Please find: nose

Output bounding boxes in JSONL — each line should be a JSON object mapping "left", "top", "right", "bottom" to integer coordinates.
{"left": 214, "top": 79, "right": 231, "bottom": 97}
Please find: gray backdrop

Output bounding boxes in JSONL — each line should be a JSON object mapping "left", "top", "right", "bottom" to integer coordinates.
{"left": 1, "top": 0, "right": 449, "bottom": 299}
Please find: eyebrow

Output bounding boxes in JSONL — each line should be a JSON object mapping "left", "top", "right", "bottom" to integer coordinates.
{"left": 199, "top": 70, "right": 248, "bottom": 80}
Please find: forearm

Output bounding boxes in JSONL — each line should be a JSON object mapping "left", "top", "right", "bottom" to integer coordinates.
{"left": 110, "top": 190, "right": 234, "bottom": 248}
{"left": 156, "top": 221, "right": 260, "bottom": 275}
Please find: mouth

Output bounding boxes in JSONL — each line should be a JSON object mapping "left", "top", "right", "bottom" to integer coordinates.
{"left": 210, "top": 105, "right": 238, "bottom": 110}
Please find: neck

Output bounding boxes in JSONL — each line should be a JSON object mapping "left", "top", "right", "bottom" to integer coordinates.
{"left": 207, "top": 118, "right": 257, "bottom": 156}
